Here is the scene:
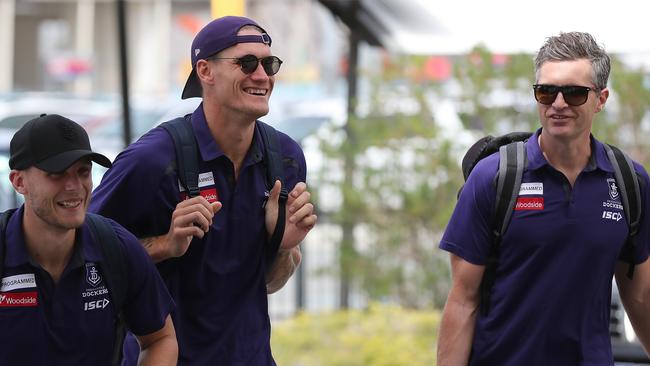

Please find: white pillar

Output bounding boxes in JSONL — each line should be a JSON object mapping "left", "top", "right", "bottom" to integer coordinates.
{"left": 132, "top": 0, "right": 171, "bottom": 96}
{"left": 0, "top": 0, "right": 16, "bottom": 93}
{"left": 153, "top": 0, "right": 171, "bottom": 95}
{"left": 74, "top": 0, "right": 95, "bottom": 96}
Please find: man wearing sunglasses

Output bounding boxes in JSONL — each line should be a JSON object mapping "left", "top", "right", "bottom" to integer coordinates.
{"left": 438, "top": 32, "right": 650, "bottom": 365}
{"left": 89, "top": 16, "right": 316, "bottom": 365}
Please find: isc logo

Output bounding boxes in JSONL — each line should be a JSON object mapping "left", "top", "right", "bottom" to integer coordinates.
{"left": 602, "top": 211, "right": 623, "bottom": 222}
{"left": 84, "top": 298, "right": 110, "bottom": 311}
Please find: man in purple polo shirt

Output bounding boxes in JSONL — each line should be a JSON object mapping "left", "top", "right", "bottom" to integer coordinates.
{"left": 438, "top": 32, "right": 650, "bottom": 365}
{"left": 89, "top": 16, "right": 317, "bottom": 365}
{"left": 1, "top": 114, "right": 177, "bottom": 365}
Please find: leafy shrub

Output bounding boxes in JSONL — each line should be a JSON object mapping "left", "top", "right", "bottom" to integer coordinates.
{"left": 271, "top": 303, "right": 440, "bottom": 366}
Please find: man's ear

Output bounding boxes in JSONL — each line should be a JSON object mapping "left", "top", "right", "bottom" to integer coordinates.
{"left": 596, "top": 88, "right": 609, "bottom": 113}
{"left": 9, "top": 170, "right": 27, "bottom": 194}
{"left": 195, "top": 59, "right": 214, "bottom": 84}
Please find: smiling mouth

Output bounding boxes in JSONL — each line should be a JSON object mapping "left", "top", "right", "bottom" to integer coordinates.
{"left": 58, "top": 199, "right": 82, "bottom": 208}
{"left": 244, "top": 88, "right": 267, "bottom": 96}
{"left": 549, "top": 114, "right": 573, "bottom": 120}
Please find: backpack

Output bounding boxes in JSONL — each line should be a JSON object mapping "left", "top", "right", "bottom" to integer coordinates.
{"left": 460, "top": 132, "right": 642, "bottom": 315}
{"left": 0, "top": 210, "right": 128, "bottom": 366}
{"left": 160, "top": 116, "right": 288, "bottom": 263}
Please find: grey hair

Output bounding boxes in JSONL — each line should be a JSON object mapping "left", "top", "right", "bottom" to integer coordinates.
{"left": 534, "top": 32, "right": 610, "bottom": 90}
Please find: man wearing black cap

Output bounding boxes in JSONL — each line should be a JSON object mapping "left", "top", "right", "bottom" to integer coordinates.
{"left": 2, "top": 114, "right": 177, "bottom": 365}
{"left": 90, "top": 16, "right": 316, "bottom": 365}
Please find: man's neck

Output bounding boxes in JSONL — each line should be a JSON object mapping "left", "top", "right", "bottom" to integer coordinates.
{"left": 22, "top": 211, "right": 76, "bottom": 283}
{"left": 538, "top": 132, "right": 591, "bottom": 186}
{"left": 202, "top": 102, "right": 257, "bottom": 178}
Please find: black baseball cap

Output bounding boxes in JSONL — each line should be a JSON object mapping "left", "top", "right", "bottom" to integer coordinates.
{"left": 181, "top": 15, "right": 272, "bottom": 99}
{"left": 9, "top": 114, "right": 112, "bottom": 173}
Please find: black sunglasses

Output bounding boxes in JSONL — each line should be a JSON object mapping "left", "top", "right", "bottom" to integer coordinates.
{"left": 208, "top": 54, "right": 283, "bottom": 76}
{"left": 533, "top": 84, "right": 596, "bottom": 106}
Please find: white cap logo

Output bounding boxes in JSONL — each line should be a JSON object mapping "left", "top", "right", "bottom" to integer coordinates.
{"left": 195, "top": 48, "right": 201, "bottom": 57}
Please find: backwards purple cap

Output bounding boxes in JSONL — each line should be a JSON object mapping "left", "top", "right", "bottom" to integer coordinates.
{"left": 181, "top": 16, "right": 272, "bottom": 99}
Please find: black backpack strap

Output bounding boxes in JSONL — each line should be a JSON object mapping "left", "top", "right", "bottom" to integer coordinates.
{"left": 604, "top": 144, "right": 642, "bottom": 279}
{"left": 85, "top": 213, "right": 128, "bottom": 366}
{"left": 0, "top": 208, "right": 18, "bottom": 280}
{"left": 161, "top": 116, "right": 200, "bottom": 197}
{"left": 257, "top": 120, "right": 288, "bottom": 263}
{"left": 479, "top": 141, "right": 526, "bottom": 315}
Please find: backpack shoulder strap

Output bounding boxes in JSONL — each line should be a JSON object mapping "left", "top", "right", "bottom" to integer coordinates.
{"left": 604, "top": 144, "right": 642, "bottom": 278}
{"left": 161, "top": 116, "right": 200, "bottom": 197}
{"left": 494, "top": 141, "right": 527, "bottom": 236}
{"left": 256, "top": 120, "right": 288, "bottom": 262}
{"left": 85, "top": 213, "right": 128, "bottom": 366}
{"left": 257, "top": 120, "right": 287, "bottom": 193}
{"left": 479, "top": 141, "right": 526, "bottom": 315}
{"left": 0, "top": 208, "right": 19, "bottom": 280}
{"left": 0, "top": 209, "right": 15, "bottom": 230}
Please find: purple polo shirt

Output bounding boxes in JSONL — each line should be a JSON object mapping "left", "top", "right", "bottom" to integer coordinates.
{"left": 89, "top": 103, "right": 306, "bottom": 365}
{"left": 0, "top": 206, "right": 173, "bottom": 366}
{"left": 440, "top": 129, "right": 650, "bottom": 366}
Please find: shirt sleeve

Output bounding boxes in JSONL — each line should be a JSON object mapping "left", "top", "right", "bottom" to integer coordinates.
{"left": 110, "top": 219, "right": 175, "bottom": 336}
{"left": 439, "top": 153, "right": 498, "bottom": 265}
{"left": 89, "top": 128, "right": 179, "bottom": 238}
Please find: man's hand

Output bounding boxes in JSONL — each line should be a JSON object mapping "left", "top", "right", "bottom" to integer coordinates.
{"left": 265, "top": 180, "right": 317, "bottom": 250}
{"left": 264, "top": 180, "right": 316, "bottom": 293}
{"left": 616, "top": 259, "right": 650, "bottom": 355}
{"left": 142, "top": 196, "right": 221, "bottom": 262}
{"left": 166, "top": 196, "right": 221, "bottom": 257}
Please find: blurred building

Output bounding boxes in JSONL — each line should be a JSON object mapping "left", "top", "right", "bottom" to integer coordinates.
{"left": 1, "top": 0, "right": 446, "bottom": 318}
{"left": 0, "top": 0, "right": 351, "bottom": 318}
{"left": 1, "top": 0, "right": 345, "bottom": 97}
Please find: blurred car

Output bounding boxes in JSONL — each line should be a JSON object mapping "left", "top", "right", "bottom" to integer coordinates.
{"left": 0, "top": 153, "right": 21, "bottom": 211}
{"left": 84, "top": 97, "right": 169, "bottom": 161}
{"left": 151, "top": 97, "right": 330, "bottom": 143}
{"left": 611, "top": 281, "right": 650, "bottom": 363}
{"left": 0, "top": 92, "right": 167, "bottom": 152}
{"left": 0, "top": 93, "right": 119, "bottom": 152}
{"left": 0, "top": 93, "right": 167, "bottom": 197}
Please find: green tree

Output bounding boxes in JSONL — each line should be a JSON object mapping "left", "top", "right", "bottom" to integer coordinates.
{"left": 453, "top": 45, "right": 538, "bottom": 133}
{"left": 604, "top": 58, "right": 650, "bottom": 163}
{"left": 317, "top": 56, "right": 463, "bottom": 309}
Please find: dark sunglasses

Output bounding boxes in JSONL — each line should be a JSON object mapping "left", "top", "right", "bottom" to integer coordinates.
{"left": 208, "top": 54, "right": 283, "bottom": 76}
{"left": 533, "top": 84, "right": 596, "bottom": 106}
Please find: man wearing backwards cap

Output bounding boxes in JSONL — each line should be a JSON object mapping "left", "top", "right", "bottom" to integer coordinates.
{"left": 90, "top": 16, "right": 317, "bottom": 365}
{"left": 2, "top": 114, "right": 177, "bottom": 365}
